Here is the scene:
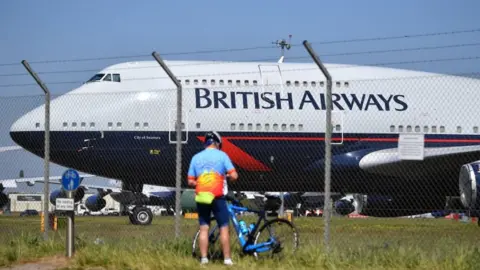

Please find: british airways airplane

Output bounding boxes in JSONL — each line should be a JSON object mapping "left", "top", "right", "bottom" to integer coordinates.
{"left": 5, "top": 59, "right": 480, "bottom": 225}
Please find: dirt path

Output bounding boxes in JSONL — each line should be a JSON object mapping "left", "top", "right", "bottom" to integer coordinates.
{"left": 1, "top": 256, "right": 71, "bottom": 270}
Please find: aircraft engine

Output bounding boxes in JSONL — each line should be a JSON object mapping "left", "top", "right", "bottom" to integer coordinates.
{"left": 49, "top": 188, "right": 85, "bottom": 206}
{"left": 334, "top": 198, "right": 355, "bottom": 216}
{"left": 350, "top": 193, "right": 445, "bottom": 217}
{"left": 85, "top": 194, "right": 106, "bottom": 212}
{"left": 459, "top": 162, "right": 480, "bottom": 217}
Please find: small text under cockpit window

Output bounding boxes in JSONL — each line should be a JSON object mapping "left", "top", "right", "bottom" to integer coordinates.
{"left": 87, "top": 73, "right": 105, "bottom": 82}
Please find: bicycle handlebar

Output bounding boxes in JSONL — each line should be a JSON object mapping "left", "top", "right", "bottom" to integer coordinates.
{"left": 225, "top": 194, "right": 243, "bottom": 207}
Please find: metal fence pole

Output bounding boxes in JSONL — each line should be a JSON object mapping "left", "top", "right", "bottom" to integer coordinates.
{"left": 21, "top": 60, "right": 51, "bottom": 241}
{"left": 302, "top": 40, "right": 333, "bottom": 252}
{"left": 152, "top": 52, "right": 183, "bottom": 238}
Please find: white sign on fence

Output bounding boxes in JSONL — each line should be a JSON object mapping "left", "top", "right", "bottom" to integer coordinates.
{"left": 56, "top": 198, "right": 74, "bottom": 211}
{"left": 398, "top": 134, "right": 425, "bottom": 160}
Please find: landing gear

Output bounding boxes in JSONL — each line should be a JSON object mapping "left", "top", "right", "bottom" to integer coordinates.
{"left": 128, "top": 206, "right": 153, "bottom": 225}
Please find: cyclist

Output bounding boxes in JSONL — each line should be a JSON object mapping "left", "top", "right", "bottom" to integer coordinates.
{"left": 187, "top": 131, "right": 238, "bottom": 265}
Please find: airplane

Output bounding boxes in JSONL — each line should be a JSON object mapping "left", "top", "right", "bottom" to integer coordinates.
{"left": 6, "top": 57, "right": 480, "bottom": 226}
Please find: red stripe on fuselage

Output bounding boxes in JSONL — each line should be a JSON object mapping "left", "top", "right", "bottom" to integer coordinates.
{"left": 221, "top": 136, "right": 480, "bottom": 143}
{"left": 196, "top": 136, "right": 272, "bottom": 172}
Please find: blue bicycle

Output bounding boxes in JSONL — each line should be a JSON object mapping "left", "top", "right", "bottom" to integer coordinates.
{"left": 192, "top": 194, "right": 299, "bottom": 260}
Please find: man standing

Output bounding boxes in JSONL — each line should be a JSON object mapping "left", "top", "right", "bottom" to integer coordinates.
{"left": 187, "top": 131, "right": 238, "bottom": 265}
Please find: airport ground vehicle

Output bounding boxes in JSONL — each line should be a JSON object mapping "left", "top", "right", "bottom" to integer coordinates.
{"left": 192, "top": 195, "right": 299, "bottom": 260}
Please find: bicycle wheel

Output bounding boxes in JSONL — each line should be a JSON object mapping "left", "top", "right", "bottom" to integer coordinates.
{"left": 192, "top": 225, "right": 223, "bottom": 260}
{"left": 253, "top": 218, "right": 299, "bottom": 259}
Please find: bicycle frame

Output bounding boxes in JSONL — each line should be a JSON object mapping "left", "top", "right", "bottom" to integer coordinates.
{"left": 226, "top": 203, "right": 276, "bottom": 254}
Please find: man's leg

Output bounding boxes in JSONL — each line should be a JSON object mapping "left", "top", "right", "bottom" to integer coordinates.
{"left": 197, "top": 203, "right": 211, "bottom": 263}
{"left": 213, "top": 197, "right": 232, "bottom": 265}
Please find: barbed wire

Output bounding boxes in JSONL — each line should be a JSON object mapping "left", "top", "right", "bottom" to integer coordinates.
{"left": 1, "top": 42, "right": 480, "bottom": 78}
{"left": 0, "top": 28, "right": 479, "bottom": 67}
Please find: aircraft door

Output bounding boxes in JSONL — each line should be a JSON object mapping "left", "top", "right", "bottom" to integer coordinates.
{"left": 258, "top": 64, "right": 284, "bottom": 93}
{"left": 331, "top": 111, "right": 344, "bottom": 145}
{"left": 168, "top": 108, "right": 188, "bottom": 144}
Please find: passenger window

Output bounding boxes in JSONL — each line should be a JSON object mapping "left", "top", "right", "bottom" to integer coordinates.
{"left": 440, "top": 126, "right": 445, "bottom": 133}
{"left": 407, "top": 125, "right": 412, "bottom": 132}
{"left": 474, "top": 126, "right": 479, "bottom": 133}
{"left": 311, "top": 81, "right": 316, "bottom": 87}
{"left": 344, "top": 82, "right": 349, "bottom": 87}
{"left": 236, "top": 80, "right": 241, "bottom": 86}
{"left": 457, "top": 126, "right": 462, "bottom": 133}
{"left": 143, "top": 122, "right": 149, "bottom": 128}
{"left": 219, "top": 80, "right": 224, "bottom": 85}
{"left": 253, "top": 80, "right": 258, "bottom": 86}
{"left": 113, "top": 74, "right": 121, "bottom": 82}
{"left": 196, "top": 123, "right": 201, "bottom": 129}
{"left": 202, "top": 79, "right": 207, "bottom": 85}
{"left": 72, "top": 122, "right": 77, "bottom": 127}
{"left": 432, "top": 126, "right": 437, "bottom": 133}
{"left": 286, "top": 81, "right": 291, "bottom": 86}
{"left": 294, "top": 81, "right": 299, "bottom": 87}
{"left": 90, "top": 122, "right": 95, "bottom": 127}
{"left": 63, "top": 122, "right": 68, "bottom": 127}
{"left": 244, "top": 80, "right": 249, "bottom": 86}
{"left": 135, "top": 122, "right": 140, "bottom": 128}
{"left": 194, "top": 79, "right": 198, "bottom": 85}
{"left": 273, "top": 124, "right": 279, "bottom": 131}
{"left": 108, "top": 122, "right": 113, "bottom": 128}
{"left": 336, "top": 81, "right": 341, "bottom": 87}
{"left": 298, "top": 124, "right": 304, "bottom": 131}
{"left": 415, "top": 125, "right": 420, "bottom": 132}
{"left": 35, "top": 123, "right": 40, "bottom": 128}
{"left": 390, "top": 125, "right": 395, "bottom": 132}
{"left": 303, "top": 81, "right": 308, "bottom": 87}
{"left": 103, "top": 74, "right": 112, "bottom": 81}
{"left": 185, "top": 80, "right": 190, "bottom": 85}
{"left": 290, "top": 124, "right": 295, "bottom": 131}
{"left": 239, "top": 123, "right": 244, "bottom": 130}
{"left": 211, "top": 79, "right": 215, "bottom": 85}
{"left": 281, "top": 124, "right": 287, "bottom": 131}
{"left": 81, "top": 122, "right": 86, "bottom": 127}
{"left": 256, "top": 123, "right": 261, "bottom": 130}
{"left": 423, "top": 126, "right": 429, "bottom": 133}
{"left": 247, "top": 123, "right": 253, "bottom": 130}
{"left": 228, "top": 80, "right": 232, "bottom": 85}
{"left": 398, "top": 125, "right": 404, "bottom": 132}
{"left": 231, "top": 123, "right": 235, "bottom": 130}
{"left": 117, "top": 122, "right": 122, "bottom": 127}
{"left": 265, "top": 124, "right": 270, "bottom": 131}
{"left": 336, "top": 124, "right": 341, "bottom": 131}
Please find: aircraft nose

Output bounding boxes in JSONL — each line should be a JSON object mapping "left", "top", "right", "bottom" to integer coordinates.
{"left": 9, "top": 110, "right": 43, "bottom": 154}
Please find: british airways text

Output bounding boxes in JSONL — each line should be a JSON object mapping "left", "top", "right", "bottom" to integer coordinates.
{"left": 195, "top": 88, "right": 408, "bottom": 111}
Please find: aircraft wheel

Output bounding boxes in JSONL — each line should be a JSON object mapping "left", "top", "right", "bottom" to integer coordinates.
{"left": 132, "top": 207, "right": 153, "bottom": 226}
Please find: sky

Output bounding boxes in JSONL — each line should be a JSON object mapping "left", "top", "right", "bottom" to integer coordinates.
{"left": 0, "top": 0, "right": 479, "bottom": 192}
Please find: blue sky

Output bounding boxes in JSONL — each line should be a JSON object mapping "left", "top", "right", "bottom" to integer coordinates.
{"left": 0, "top": 0, "right": 479, "bottom": 191}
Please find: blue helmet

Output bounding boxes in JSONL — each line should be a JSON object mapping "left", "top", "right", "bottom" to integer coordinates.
{"left": 204, "top": 131, "right": 222, "bottom": 149}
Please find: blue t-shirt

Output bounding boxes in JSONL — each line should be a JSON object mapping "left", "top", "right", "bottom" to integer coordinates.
{"left": 188, "top": 147, "right": 235, "bottom": 197}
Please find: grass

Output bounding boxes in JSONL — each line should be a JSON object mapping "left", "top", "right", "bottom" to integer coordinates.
{"left": 0, "top": 215, "right": 479, "bottom": 269}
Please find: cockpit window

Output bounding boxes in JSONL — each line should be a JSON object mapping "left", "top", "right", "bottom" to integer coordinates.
{"left": 103, "top": 74, "right": 112, "bottom": 81}
{"left": 87, "top": 73, "right": 105, "bottom": 82}
{"left": 113, "top": 74, "right": 121, "bottom": 82}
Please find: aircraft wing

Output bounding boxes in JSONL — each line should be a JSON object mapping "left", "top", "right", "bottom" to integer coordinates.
{"left": 358, "top": 145, "right": 480, "bottom": 177}
{"left": 0, "top": 174, "right": 95, "bottom": 189}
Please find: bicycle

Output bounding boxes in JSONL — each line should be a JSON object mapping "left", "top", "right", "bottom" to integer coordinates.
{"left": 192, "top": 194, "right": 299, "bottom": 260}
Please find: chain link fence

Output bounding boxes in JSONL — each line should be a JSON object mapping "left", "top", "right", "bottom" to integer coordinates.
{"left": 1, "top": 59, "right": 480, "bottom": 261}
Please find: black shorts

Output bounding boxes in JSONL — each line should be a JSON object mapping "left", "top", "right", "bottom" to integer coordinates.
{"left": 197, "top": 196, "right": 229, "bottom": 228}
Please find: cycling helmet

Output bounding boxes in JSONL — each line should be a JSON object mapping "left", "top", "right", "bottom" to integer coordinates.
{"left": 204, "top": 131, "right": 222, "bottom": 149}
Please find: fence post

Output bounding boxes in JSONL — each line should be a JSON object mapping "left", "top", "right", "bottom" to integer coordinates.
{"left": 21, "top": 60, "right": 51, "bottom": 241}
{"left": 152, "top": 52, "right": 183, "bottom": 238}
{"left": 302, "top": 40, "right": 333, "bottom": 252}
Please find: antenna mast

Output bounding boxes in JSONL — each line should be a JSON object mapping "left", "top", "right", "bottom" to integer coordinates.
{"left": 272, "top": 34, "right": 292, "bottom": 63}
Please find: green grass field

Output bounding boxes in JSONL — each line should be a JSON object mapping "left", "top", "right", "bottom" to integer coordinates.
{"left": 0, "top": 215, "right": 479, "bottom": 269}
